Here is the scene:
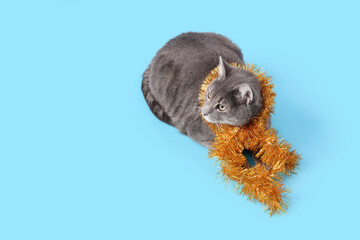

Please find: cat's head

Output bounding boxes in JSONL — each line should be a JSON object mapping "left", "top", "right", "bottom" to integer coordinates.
{"left": 201, "top": 56, "right": 263, "bottom": 126}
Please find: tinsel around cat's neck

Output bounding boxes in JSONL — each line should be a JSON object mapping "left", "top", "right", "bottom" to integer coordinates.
{"left": 198, "top": 62, "right": 276, "bottom": 149}
{"left": 198, "top": 63, "right": 300, "bottom": 216}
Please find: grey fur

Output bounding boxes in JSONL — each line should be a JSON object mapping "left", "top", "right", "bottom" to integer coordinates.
{"left": 141, "top": 32, "right": 263, "bottom": 148}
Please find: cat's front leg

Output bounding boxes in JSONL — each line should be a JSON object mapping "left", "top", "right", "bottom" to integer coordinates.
{"left": 185, "top": 118, "right": 216, "bottom": 149}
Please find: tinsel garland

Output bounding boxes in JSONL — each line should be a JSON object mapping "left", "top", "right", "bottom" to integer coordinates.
{"left": 198, "top": 63, "right": 301, "bottom": 216}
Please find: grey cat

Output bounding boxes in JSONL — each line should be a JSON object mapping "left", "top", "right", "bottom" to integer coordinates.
{"left": 141, "top": 32, "right": 263, "bottom": 148}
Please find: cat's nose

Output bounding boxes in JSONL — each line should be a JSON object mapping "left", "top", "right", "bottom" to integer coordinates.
{"left": 202, "top": 112, "right": 208, "bottom": 116}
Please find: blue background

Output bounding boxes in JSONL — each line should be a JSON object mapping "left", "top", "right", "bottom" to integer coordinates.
{"left": 1, "top": 0, "right": 359, "bottom": 239}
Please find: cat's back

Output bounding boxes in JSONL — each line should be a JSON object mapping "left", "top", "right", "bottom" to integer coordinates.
{"left": 153, "top": 32, "right": 243, "bottom": 75}
{"left": 142, "top": 32, "right": 243, "bottom": 130}
{"left": 162, "top": 32, "right": 243, "bottom": 59}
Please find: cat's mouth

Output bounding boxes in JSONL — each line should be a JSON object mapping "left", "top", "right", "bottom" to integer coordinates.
{"left": 203, "top": 115, "right": 250, "bottom": 126}
{"left": 203, "top": 115, "right": 215, "bottom": 123}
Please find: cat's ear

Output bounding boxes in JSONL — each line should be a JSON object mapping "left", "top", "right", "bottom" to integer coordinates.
{"left": 218, "top": 56, "right": 233, "bottom": 80}
{"left": 236, "top": 84, "right": 253, "bottom": 105}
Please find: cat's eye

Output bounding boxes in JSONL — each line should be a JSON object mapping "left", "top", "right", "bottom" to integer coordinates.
{"left": 218, "top": 104, "right": 226, "bottom": 111}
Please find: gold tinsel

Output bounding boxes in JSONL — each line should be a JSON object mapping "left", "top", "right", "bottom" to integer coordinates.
{"left": 198, "top": 63, "right": 301, "bottom": 216}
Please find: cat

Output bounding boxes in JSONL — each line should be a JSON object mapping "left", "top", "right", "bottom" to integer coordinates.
{"left": 141, "top": 32, "right": 263, "bottom": 148}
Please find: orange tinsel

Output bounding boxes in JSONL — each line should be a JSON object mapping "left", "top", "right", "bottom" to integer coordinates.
{"left": 198, "top": 63, "right": 301, "bottom": 216}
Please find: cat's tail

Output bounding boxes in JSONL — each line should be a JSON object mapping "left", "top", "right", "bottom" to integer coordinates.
{"left": 141, "top": 65, "right": 174, "bottom": 126}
